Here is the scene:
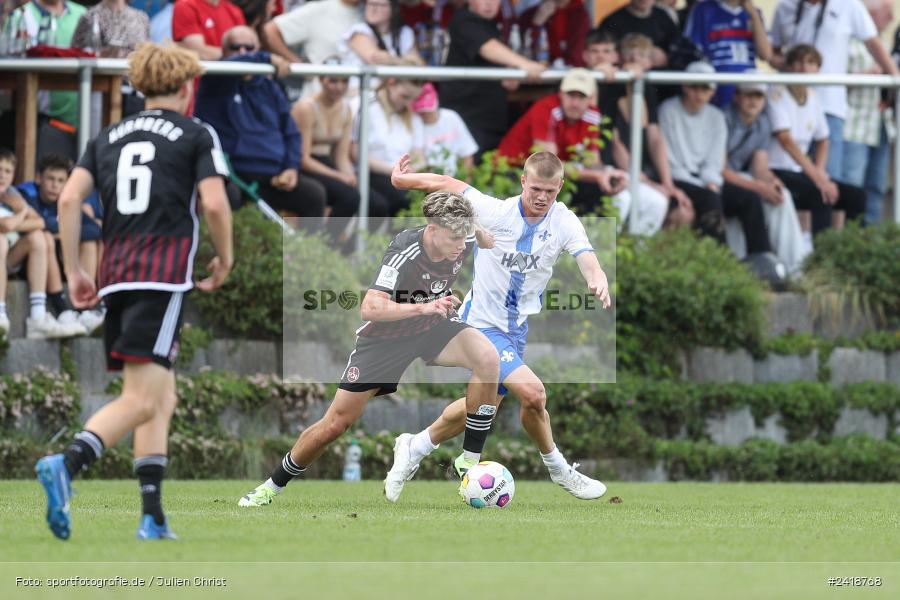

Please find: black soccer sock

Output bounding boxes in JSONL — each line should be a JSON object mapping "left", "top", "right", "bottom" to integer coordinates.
{"left": 48, "top": 291, "right": 72, "bottom": 315}
{"left": 135, "top": 455, "right": 167, "bottom": 526}
{"left": 463, "top": 408, "right": 496, "bottom": 455}
{"left": 63, "top": 430, "right": 105, "bottom": 476}
{"left": 270, "top": 452, "right": 305, "bottom": 488}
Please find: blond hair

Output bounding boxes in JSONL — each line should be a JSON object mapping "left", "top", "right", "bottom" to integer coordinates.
{"left": 422, "top": 191, "right": 475, "bottom": 237}
{"left": 128, "top": 43, "right": 204, "bottom": 98}
{"left": 376, "top": 56, "right": 423, "bottom": 134}
{"left": 523, "top": 152, "right": 564, "bottom": 181}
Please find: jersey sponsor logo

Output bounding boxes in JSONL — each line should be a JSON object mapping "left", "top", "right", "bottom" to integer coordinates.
{"left": 501, "top": 252, "right": 540, "bottom": 272}
{"left": 430, "top": 279, "right": 448, "bottom": 294}
{"left": 347, "top": 366, "right": 360, "bottom": 383}
{"left": 375, "top": 265, "right": 400, "bottom": 290}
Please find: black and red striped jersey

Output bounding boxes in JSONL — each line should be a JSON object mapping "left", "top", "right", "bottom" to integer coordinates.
{"left": 359, "top": 227, "right": 475, "bottom": 339}
{"left": 76, "top": 108, "right": 229, "bottom": 296}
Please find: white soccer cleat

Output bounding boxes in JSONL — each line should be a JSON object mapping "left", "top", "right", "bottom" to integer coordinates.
{"left": 383, "top": 433, "right": 420, "bottom": 503}
{"left": 26, "top": 314, "right": 71, "bottom": 339}
{"left": 56, "top": 310, "right": 88, "bottom": 337}
{"left": 238, "top": 483, "right": 279, "bottom": 507}
{"left": 550, "top": 462, "right": 607, "bottom": 500}
{"left": 78, "top": 308, "right": 105, "bottom": 335}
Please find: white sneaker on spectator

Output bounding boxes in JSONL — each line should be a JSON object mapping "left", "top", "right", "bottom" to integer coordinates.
{"left": 56, "top": 310, "right": 88, "bottom": 337}
{"left": 78, "top": 309, "right": 105, "bottom": 335}
{"left": 26, "top": 314, "right": 70, "bottom": 339}
{"left": 0, "top": 314, "right": 9, "bottom": 336}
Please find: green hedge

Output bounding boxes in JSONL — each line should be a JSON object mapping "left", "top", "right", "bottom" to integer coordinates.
{"left": 4, "top": 370, "right": 898, "bottom": 481}
{"left": 803, "top": 221, "right": 900, "bottom": 327}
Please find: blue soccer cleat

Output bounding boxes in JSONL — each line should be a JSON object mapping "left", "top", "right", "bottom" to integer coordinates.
{"left": 35, "top": 454, "right": 72, "bottom": 540}
{"left": 136, "top": 514, "right": 178, "bottom": 540}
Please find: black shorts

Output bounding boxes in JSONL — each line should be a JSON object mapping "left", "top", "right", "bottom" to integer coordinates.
{"left": 103, "top": 290, "right": 185, "bottom": 371}
{"left": 339, "top": 317, "right": 471, "bottom": 396}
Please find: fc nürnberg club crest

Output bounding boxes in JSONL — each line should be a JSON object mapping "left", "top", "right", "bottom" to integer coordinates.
{"left": 347, "top": 366, "right": 360, "bottom": 383}
{"left": 430, "top": 279, "right": 448, "bottom": 294}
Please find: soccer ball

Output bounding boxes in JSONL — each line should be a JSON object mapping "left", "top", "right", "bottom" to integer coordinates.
{"left": 461, "top": 461, "right": 515, "bottom": 509}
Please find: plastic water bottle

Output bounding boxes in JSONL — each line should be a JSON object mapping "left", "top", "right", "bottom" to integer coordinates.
{"left": 507, "top": 23, "right": 521, "bottom": 55}
{"left": 431, "top": 27, "right": 445, "bottom": 66}
{"left": 342, "top": 440, "right": 362, "bottom": 482}
{"left": 535, "top": 26, "right": 550, "bottom": 64}
{"left": 416, "top": 23, "right": 432, "bottom": 68}
{"left": 15, "top": 8, "right": 30, "bottom": 56}
{"left": 88, "top": 13, "right": 101, "bottom": 55}
{"left": 522, "top": 27, "right": 533, "bottom": 60}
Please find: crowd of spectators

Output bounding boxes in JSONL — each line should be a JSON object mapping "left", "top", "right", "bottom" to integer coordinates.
{"left": 2, "top": 0, "right": 900, "bottom": 336}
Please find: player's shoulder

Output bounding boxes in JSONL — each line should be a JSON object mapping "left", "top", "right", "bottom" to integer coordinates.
{"left": 387, "top": 227, "right": 424, "bottom": 254}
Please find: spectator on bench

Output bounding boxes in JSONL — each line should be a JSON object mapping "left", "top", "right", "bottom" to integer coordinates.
{"left": 17, "top": 155, "right": 105, "bottom": 336}
{"left": 767, "top": 44, "right": 865, "bottom": 238}
{"left": 352, "top": 61, "right": 425, "bottom": 216}
{"left": 595, "top": 0, "right": 680, "bottom": 68}
{"left": 264, "top": 0, "right": 363, "bottom": 66}
{"left": 440, "top": 0, "right": 546, "bottom": 154}
{"left": 291, "top": 59, "right": 371, "bottom": 241}
{"left": 173, "top": 0, "right": 246, "bottom": 60}
{"left": 659, "top": 61, "right": 771, "bottom": 254}
{"left": 195, "top": 25, "right": 327, "bottom": 228}
{"left": 722, "top": 77, "right": 809, "bottom": 275}
{"left": 496, "top": 69, "right": 669, "bottom": 233}
{"left": 411, "top": 83, "right": 478, "bottom": 177}
{"left": 0, "top": 149, "right": 74, "bottom": 339}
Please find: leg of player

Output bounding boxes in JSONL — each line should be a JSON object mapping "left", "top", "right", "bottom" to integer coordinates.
{"left": 35, "top": 362, "right": 170, "bottom": 540}
{"left": 503, "top": 366, "right": 607, "bottom": 500}
{"left": 132, "top": 368, "right": 178, "bottom": 539}
{"left": 8, "top": 231, "right": 66, "bottom": 339}
{"left": 384, "top": 329, "right": 499, "bottom": 502}
{"left": 239, "top": 388, "right": 377, "bottom": 507}
{"left": 429, "top": 328, "right": 500, "bottom": 472}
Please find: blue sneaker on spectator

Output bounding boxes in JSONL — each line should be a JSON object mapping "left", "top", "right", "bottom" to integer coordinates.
{"left": 136, "top": 515, "right": 178, "bottom": 540}
{"left": 35, "top": 454, "right": 72, "bottom": 540}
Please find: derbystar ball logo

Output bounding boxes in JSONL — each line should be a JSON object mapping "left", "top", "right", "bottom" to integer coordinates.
{"left": 501, "top": 252, "right": 540, "bottom": 272}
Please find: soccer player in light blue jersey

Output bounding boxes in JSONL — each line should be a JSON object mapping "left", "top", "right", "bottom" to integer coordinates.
{"left": 384, "top": 151, "right": 611, "bottom": 501}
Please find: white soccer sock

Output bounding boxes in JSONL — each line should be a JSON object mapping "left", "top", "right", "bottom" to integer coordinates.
{"left": 541, "top": 446, "right": 568, "bottom": 473}
{"left": 409, "top": 429, "right": 438, "bottom": 464}
{"left": 29, "top": 293, "right": 46, "bottom": 319}
{"left": 0, "top": 302, "right": 7, "bottom": 318}
{"left": 262, "top": 478, "right": 283, "bottom": 493}
{"left": 801, "top": 231, "right": 813, "bottom": 255}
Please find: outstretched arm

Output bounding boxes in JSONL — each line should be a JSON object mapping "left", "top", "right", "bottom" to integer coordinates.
{"left": 575, "top": 251, "right": 611, "bottom": 309}
{"left": 391, "top": 153, "right": 469, "bottom": 195}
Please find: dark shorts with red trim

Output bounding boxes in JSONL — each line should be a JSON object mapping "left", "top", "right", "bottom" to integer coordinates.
{"left": 103, "top": 290, "right": 185, "bottom": 371}
{"left": 338, "top": 317, "right": 471, "bottom": 397}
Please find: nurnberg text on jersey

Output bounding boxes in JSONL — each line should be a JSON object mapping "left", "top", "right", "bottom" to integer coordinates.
{"left": 108, "top": 117, "right": 184, "bottom": 144}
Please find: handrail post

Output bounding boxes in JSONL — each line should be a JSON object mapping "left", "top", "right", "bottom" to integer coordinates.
{"left": 894, "top": 85, "right": 900, "bottom": 224}
{"left": 77, "top": 61, "right": 92, "bottom": 157}
{"left": 356, "top": 67, "right": 372, "bottom": 253}
{"left": 627, "top": 74, "right": 644, "bottom": 234}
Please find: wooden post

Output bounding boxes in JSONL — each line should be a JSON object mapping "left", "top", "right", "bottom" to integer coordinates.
{"left": 14, "top": 71, "right": 38, "bottom": 182}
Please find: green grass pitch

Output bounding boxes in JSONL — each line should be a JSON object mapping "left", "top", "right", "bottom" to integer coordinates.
{"left": 1, "top": 480, "right": 897, "bottom": 599}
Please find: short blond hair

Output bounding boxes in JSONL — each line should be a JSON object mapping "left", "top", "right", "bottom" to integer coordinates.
{"left": 422, "top": 191, "right": 475, "bottom": 237}
{"left": 129, "top": 43, "right": 204, "bottom": 98}
{"left": 523, "top": 152, "right": 564, "bottom": 181}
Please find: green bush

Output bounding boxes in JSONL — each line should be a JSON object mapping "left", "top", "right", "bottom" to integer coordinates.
{"left": 616, "top": 229, "right": 767, "bottom": 376}
{"left": 192, "top": 206, "right": 285, "bottom": 338}
{"left": 803, "top": 221, "right": 900, "bottom": 327}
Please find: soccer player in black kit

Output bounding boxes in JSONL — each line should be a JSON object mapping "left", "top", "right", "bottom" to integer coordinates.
{"left": 239, "top": 192, "right": 501, "bottom": 507}
{"left": 36, "top": 44, "right": 234, "bottom": 540}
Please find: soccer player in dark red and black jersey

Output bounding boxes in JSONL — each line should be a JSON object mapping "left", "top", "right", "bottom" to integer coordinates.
{"left": 36, "top": 43, "right": 234, "bottom": 541}
{"left": 238, "top": 192, "right": 502, "bottom": 507}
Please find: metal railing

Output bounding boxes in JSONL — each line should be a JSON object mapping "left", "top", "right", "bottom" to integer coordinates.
{"left": 1, "top": 58, "right": 899, "bottom": 227}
